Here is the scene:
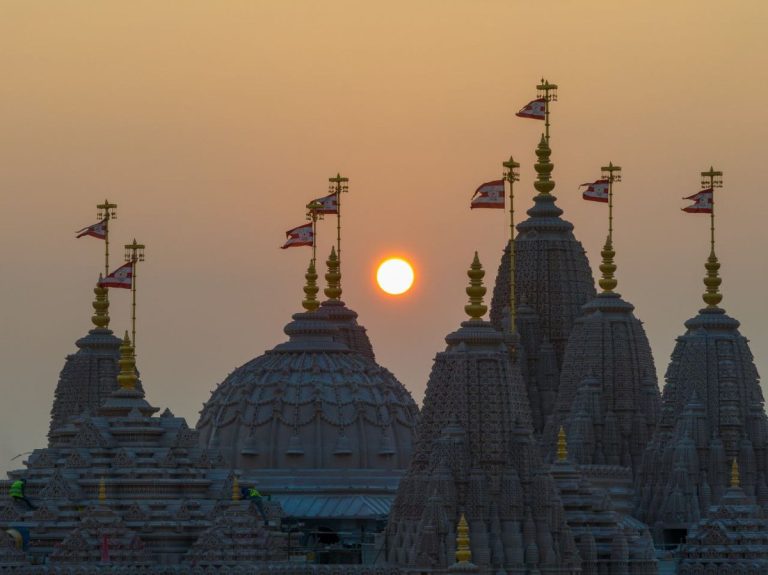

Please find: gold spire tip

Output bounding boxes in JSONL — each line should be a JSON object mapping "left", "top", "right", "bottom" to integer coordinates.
{"left": 302, "top": 260, "right": 320, "bottom": 312}
{"left": 232, "top": 476, "right": 242, "bottom": 501}
{"left": 92, "top": 276, "right": 110, "bottom": 329}
{"left": 598, "top": 235, "right": 618, "bottom": 293}
{"left": 557, "top": 426, "right": 568, "bottom": 462}
{"left": 464, "top": 252, "right": 487, "bottom": 321}
{"left": 117, "top": 331, "right": 138, "bottom": 391}
{"left": 702, "top": 249, "right": 723, "bottom": 308}
{"left": 455, "top": 513, "right": 472, "bottom": 563}
{"left": 324, "top": 247, "right": 342, "bottom": 300}
{"left": 533, "top": 134, "right": 555, "bottom": 196}
{"left": 731, "top": 458, "right": 740, "bottom": 488}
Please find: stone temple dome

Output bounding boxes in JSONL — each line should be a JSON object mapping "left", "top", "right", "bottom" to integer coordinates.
{"left": 197, "top": 253, "right": 419, "bottom": 471}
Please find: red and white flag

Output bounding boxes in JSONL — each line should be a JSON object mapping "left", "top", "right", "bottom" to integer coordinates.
{"left": 580, "top": 179, "right": 610, "bottom": 203}
{"left": 99, "top": 261, "right": 133, "bottom": 289}
{"left": 75, "top": 219, "right": 107, "bottom": 240}
{"left": 310, "top": 193, "right": 339, "bottom": 215}
{"left": 682, "top": 188, "right": 713, "bottom": 213}
{"left": 516, "top": 98, "right": 546, "bottom": 120}
{"left": 281, "top": 223, "right": 314, "bottom": 249}
{"left": 471, "top": 180, "right": 505, "bottom": 209}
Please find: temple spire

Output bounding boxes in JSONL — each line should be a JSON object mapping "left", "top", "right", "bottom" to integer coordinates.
{"left": 455, "top": 513, "right": 472, "bottom": 563}
{"left": 557, "top": 426, "right": 568, "bottom": 462}
{"left": 731, "top": 458, "right": 740, "bottom": 488}
{"left": 502, "top": 157, "right": 520, "bottom": 336}
{"left": 324, "top": 247, "right": 342, "bottom": 300}
{"left": 96, "top": 199, "right": 117, "bottom": 279}
{"left": 699, "top": 167, "right": 724, "bottom": 308}
{"left": 597, "top": 162, "right": 622, "bottom": 294}
{"left": 464, "top": 252, "right": 487, "bottom": 321}
{"left": 98, "top": 477, "right": 106, "bottom": 503}
{"left": 124, "top": 239, "right": 145, "bottom": 350}
{"left": 232, "top": 476, "right": 242, "bottom": 501}
{"left": 116, "top": 331, "right": 138, "bottom": 391}
{"left": 91, "top": 277, "right": 110, "bottom": 329}
{"left": 302, "top": 259, "right": 320, "bottom": 312}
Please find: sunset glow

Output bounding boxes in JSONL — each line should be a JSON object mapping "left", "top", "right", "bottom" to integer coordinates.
{"left": 376, "top": 258, "right": 414, "bottom": 295}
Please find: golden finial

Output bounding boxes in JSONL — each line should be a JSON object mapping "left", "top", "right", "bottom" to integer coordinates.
{"left": 465, "top": 252, "right": 487, "bottom": 321}
{"left": 557, "top": 426, "right": 568, "bottom": 462}
{"left": 455, "top": 513, "right": 472, "bottom": 563}
{"left": 302, "top": 260, "right": 320, "bottom": 312}
{"left": 98, "top": 478, "right": 106, "bottom": 503}
{"left": 731, "top": 458, "right": 740, "bottom": 488}
{"left": 598, "top": 235, "right": 618, "bottom": 293}
{"left": 232, "top": 476, "right": 241, "bottom": 501}
{"left": 702, "top": 249, "right": 723, "bottom": 308}
{"left": 324, "top": 247, "right": 342, "bottom": 300}
{"left": 533, "top": 134, "right": 555, "bottom": 196}
{"left": 117, "top": 331, "right": 138, "bottom": 391}
{"left": 92, "top": 277, "right": 110, "bottom": 329}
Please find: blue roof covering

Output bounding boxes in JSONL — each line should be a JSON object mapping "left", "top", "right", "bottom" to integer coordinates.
{"left": 273, "top": 494, "right": 393, "bottom": 519}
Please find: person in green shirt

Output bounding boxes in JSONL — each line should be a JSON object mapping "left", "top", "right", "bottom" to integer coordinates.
{"left": 9, "top": 479, "right": 34, "bottom": 510}
{"left": 245, "top": 486, "right": 268, "bottom": 526}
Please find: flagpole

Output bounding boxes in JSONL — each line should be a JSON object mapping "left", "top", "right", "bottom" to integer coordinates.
{"left": 701, "top": 166, "right": 722, "bottom": 254}
{"left": 328, "top": 173, "right": 349, "bottom": 275}
{"left": 536, "top": 78, "right": 558, "bottom": 143}
{"left": 97, "top": 200, "right": 117, "bottom": 278}
{"left": 306, "top": 201, "right": 322, "bottom": 266}
{"left": 503, "top": 157, "right": 520, "bottom": 337}
{"left": 601, "top": 162, "right": 622, "bottom": 244}
{"left": 124, "top": 239, "right": 145, "bottom": 351}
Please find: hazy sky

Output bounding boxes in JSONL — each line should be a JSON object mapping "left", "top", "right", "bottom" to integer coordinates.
{"left": 1, "top": 1, "right": 767, "bottom": 471}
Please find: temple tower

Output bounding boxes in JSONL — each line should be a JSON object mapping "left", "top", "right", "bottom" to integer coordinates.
{"left": 385, "top": 253, "right": 580, "bottom": 574}
{"left": 490, "top": 135, "right": 595, "bottom": 433}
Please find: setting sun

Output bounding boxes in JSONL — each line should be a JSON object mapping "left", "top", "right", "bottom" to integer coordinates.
{"left": 376, "top": 258, "right": 415, "bottom": 295}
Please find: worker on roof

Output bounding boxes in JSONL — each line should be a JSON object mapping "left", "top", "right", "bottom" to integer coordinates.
{"left": 9, "top": 479, "right": 34, "bottom": 510}
{"left": 245, "top": 485, "right": 268, "bottom": 526}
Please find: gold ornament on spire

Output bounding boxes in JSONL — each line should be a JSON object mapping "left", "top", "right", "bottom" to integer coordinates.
{"left": 117, "top": 331, "right": 138, "bottom": 391}
{"left": 557, "top": 426, "right": 568, "bottom": 462}
{"left": 92, "top": 277, "right": 110, "bottom": 329}
{"left": 599, "top": 236, "right": 618, "bottom": 293}
{"left": 455, "top": 513, "right": 472, "bottom": 563}
{"left": 703, "top": 249, "right": 723, "bottom": 308}
{"left": 96, "top": 199, "right": 117, "bottom": 278}
{"left": 232, "top": 476, "right": 241, "bottom": 501}
{"left": 731, "top": 458, "right": 740, "bottom": 488}
{"left": 465, "top": 252, "right": 487, "bottom": 321}
{"left": 533, "top": 135, "right": 555, "bottom": 196}
{"left": 124, "top": 239, "right": 145, "bottom": 350}
{"left": 98, "top": 477, "right": 106, "bottom": 503}
{"left": 535, "top": 78, "right": 557, "bottom": 142}
{"left": 302, "top": 260, "right": 320, "bottom": 312}
{"left": 324, "top": 247, "right": 342, "bottom": 300}
{"left": 328, "top": 173, "right": 349, "bottom": 274}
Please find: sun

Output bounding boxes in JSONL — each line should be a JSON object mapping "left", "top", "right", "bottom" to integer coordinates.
{"left": 376, "top": 258, "right": 415, "bottom": 295}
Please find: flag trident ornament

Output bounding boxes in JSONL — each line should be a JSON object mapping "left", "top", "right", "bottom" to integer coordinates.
{"left": 599, "top": 162, "right": 621, "bottom": 293}
{"left": 124, "top": 239, "right": 145, "bottom": 350}
{"left": 97, "top": 200, "right": 117, "bottom": 278}
{"left": 701, "top": 166, "right": 723, "bottom": 254}
{"left": 503, "top": 156, "right": 520, "bottom": 336}
{"left": 328, "top": 173, "right": 349, "bottom": 275}
{"left": 536, "top": 78, "right": 558, "bottom": 143}
{"left": 305, "top": 200, "right": 323, "bottom": 265}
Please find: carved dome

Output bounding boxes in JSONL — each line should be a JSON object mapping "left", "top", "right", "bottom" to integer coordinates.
{"left": 196, "top": 305, "right": 418, "bottom": 470}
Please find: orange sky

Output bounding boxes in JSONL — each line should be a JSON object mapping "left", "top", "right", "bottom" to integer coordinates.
{"left": 1, "top": 1, "right": 767, "bottom": 471}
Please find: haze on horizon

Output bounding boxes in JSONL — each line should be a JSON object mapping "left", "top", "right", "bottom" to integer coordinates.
{"left": 0, "top": 0, "right": 767, "bottom": 472}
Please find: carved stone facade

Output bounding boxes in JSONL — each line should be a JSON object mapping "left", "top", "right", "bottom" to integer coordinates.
{"left": 2, "top": 357, "right": 286, "bottom": 568}
{"left": 635, "top": 306, "right": 768, "bottom": 544}
{"left": 543, "top": 292, "right": 661, "bottom": 475}
{"left": 549, "top": 452, "right": 657, "bottom": 575}
{"left": 384, "top": 260, "right": 581, "bottom": 574}
{"left": 490, "top": 137, "right": 596, "bottom": 433}
{"left": 677, "top": 477, "right": 768, "bottom": 574}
